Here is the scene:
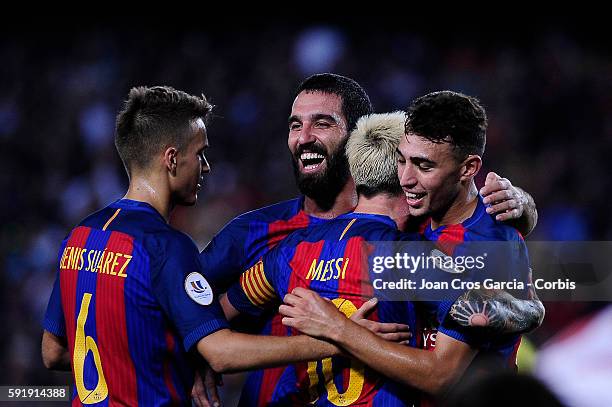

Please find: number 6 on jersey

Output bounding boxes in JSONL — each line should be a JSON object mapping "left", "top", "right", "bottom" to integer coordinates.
{"left": 74, "top": 293, "right": 109, "bottom": 404}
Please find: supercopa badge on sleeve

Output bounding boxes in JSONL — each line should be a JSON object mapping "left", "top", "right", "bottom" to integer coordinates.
{"left": 184, "top": 272, "right": 214, "bottom": 305}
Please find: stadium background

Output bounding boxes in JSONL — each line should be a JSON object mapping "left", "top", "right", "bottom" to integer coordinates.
{"left": 1, "top": 18, "right": 609, "bottom": 405}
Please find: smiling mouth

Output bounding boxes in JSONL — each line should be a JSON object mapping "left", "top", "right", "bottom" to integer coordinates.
{"left": 300, "top": 152, "right": 326, "bottom": 172}
{"left": 405, "top": 191, "right": 426, "bottom": 205}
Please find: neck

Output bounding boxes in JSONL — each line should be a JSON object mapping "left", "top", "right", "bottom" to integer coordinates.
{"left": 124, "top": 172, "right": 172, "bottom": 222}
{"left": 303, "top": 178, "right": 357, "bottom": 219}
{"left": 431, "top": 181, "right": 479, "bottom": 229}
{"left": 354, "top": 193, "right": 409, "bottom": 230}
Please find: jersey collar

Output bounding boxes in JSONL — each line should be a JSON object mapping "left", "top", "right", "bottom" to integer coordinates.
{"left": 337, "top": 211, "right": 398, "bottom": 229}
{"left": 110, "top": 199, "right": 166, "bottom": 223}
{"left": 425, "top": 195, "right": 486, "bottom": 237}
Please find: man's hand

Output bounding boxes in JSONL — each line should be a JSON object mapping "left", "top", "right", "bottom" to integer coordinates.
{"left": 480, "top": 172, "right": 526, "bottom": 221}
{"left": 480, "top": 172, "right": 538, "bottom": 235}
{"left": 350, "top": 297, "right": 411, "bottom": 343}
{"left": 279, "top": 288, "right": 410, "bottom": 343}
{"left": 41, "top": 330, "right": 71, "bottom": 371}
{"left": 191, "top": 363, "right": 222, "bottom": 407}
{"left": 279, "top": 287, "right": 346, "bottom": 340}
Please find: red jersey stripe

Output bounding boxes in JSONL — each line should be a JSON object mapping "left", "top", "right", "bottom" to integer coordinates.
{"left": 256, "top": 314, "right": 291, "bottom": 407}
{"left": 163, "top": 330, "right": 181, "bottom": 405}
{"left": 95, "top": 231, "right": 138, "bottom": 406}
{"left": 435, "top": 224, "right": 467, "bottom": 255}
{"left": 267, "top": 211, "right": 311, "bottom": 249}
{"left": 60, "top": 226, "right": 92, "bottom": 398}
{"left": 287, "top": 241, "right": 325, "bottom": 403}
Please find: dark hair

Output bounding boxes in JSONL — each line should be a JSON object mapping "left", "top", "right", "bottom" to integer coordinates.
{"left": 115, "top": 85, "right": 213, "bottom": 173}
{"left": 295, "top": 73, "right": 373, "bottom": 132}
{"left": 405, "top": 90, "right": 487, "bottom": 159}
{"left": 446, "top": 372, "right": 564, "bottom": 407}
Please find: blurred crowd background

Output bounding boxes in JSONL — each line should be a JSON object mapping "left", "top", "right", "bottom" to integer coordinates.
{"left": 1, "top": 18, "right": 610, "bottom": 406}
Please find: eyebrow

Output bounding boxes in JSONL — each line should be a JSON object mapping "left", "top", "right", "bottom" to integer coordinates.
{"left": 288, "top": 113, "right": 339, "bottom": 125}
{"left": 410, "top": 156, "right": 436, "bottom": 165}
{"left": 396, "top": 148, "right": 435, "bottom": 164}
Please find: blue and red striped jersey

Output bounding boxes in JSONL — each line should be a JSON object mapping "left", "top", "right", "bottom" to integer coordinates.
{"left": 228, "top": 212, "right": 423, "bottom": 406}
{"left": 43, "top": 199, "right": 229, "bottom": 406}
{"left": 201, "top": 196, "right": 329, "bottom": 291}
{"left": 421, "top": 196, "right": 530, "bottom": 371}
{"left": 200, "top": 196, "right": 332, "bottom": 406}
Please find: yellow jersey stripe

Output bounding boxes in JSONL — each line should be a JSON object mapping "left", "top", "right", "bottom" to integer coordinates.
{"left": 339, "top": 218, "right": 357, "bottom": 241}
{"left": 249, "top": 268, "right": 272, "bottom": 303}
{"left": 243, "top": 268, "right": 266, "bottom": 305}
{"left": 253, "top": 265, "right": 275, "bottom": 299}
{"left": 240, "top": 272, "right": 261, "bottom": 306}
{"left": 256, "top": 261, "right": 275, "bottom": 294}
{"left": 102, "top": 209, "right": 121, "bottom": 231}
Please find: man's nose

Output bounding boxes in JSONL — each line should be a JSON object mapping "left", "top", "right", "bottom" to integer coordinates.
{"left": 399, "top": 166, "right": 417, "bottom": 188}
{"left": 297, "top": 123, "right": 317, "bottom": 145}
{"left": 201, "top": 156, "right": 211, "bottom": 174}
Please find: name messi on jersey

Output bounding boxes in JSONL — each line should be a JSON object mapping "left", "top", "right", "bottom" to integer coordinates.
{"left": 59, "top": 246, "right": 132, "bottom": 278}
{"left": 305, "top": 257, "right": 350, "bottom": 281}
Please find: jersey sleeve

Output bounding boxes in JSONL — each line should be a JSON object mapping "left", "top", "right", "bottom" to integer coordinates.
{"left": 435, "top": 304, "right": 478, "bottom": 345}
{"left": 437, "top": 232, "right": 532, "bottom": 346}
{"left": 43, "top": 270, "right": 66, "bottom": 337}
{"left": 150, "top": 232, "right": 230, "bottom": 352}
{"left": 226, "top": 248, "right": 281, "bottom": 318}
{"left": 199, "top": 219, "right": 246, "bottom": 293}
{"left": 43, "top": 239, "right": 69, "bottom": 337}
{"left": 433, "top": 242, "right": 491, "bottom": 346}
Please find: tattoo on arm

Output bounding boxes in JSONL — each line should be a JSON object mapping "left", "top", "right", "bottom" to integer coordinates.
{"left": 449, "top": 285, "right": 544, "bottom": 334}
{"left": 512, "top": 187, "right": 538, "bottom": 236}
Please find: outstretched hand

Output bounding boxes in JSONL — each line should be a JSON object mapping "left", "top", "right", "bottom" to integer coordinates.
{"left": 279, "top": 288, "right": 410, "bottom": 343}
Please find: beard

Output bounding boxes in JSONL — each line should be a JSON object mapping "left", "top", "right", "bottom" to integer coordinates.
{"left": 291, "top": 137, "right": 351, "bottom": 211}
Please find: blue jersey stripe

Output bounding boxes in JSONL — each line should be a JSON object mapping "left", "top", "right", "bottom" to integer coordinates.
{"left": 76, "top": 229, "right": 111, "bottom": 406}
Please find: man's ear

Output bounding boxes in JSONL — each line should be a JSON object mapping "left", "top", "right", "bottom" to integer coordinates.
{"left": 460, "top": 155, "right": 482, "bottom": 182}
{"left": 164, "top": 147, "right": 178, "bottom": 175}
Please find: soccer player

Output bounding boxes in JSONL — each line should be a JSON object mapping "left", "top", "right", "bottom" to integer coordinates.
{"left": 279, "top": 91, "right": 543, "bottom": 399}
{"left": 40, "top": 86, "right": 354, "bottom": 406}
{"left": 200, "top": 73, "right": 539, "bottom": 404}
{"left": 202, "top": 74, "right": 537, "bottom": 293}
{"left": 223, "top": 112, "right": 423, "bottom": 405}
{"left": 200, "top": 73, "right": 374, "bottom": 405}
